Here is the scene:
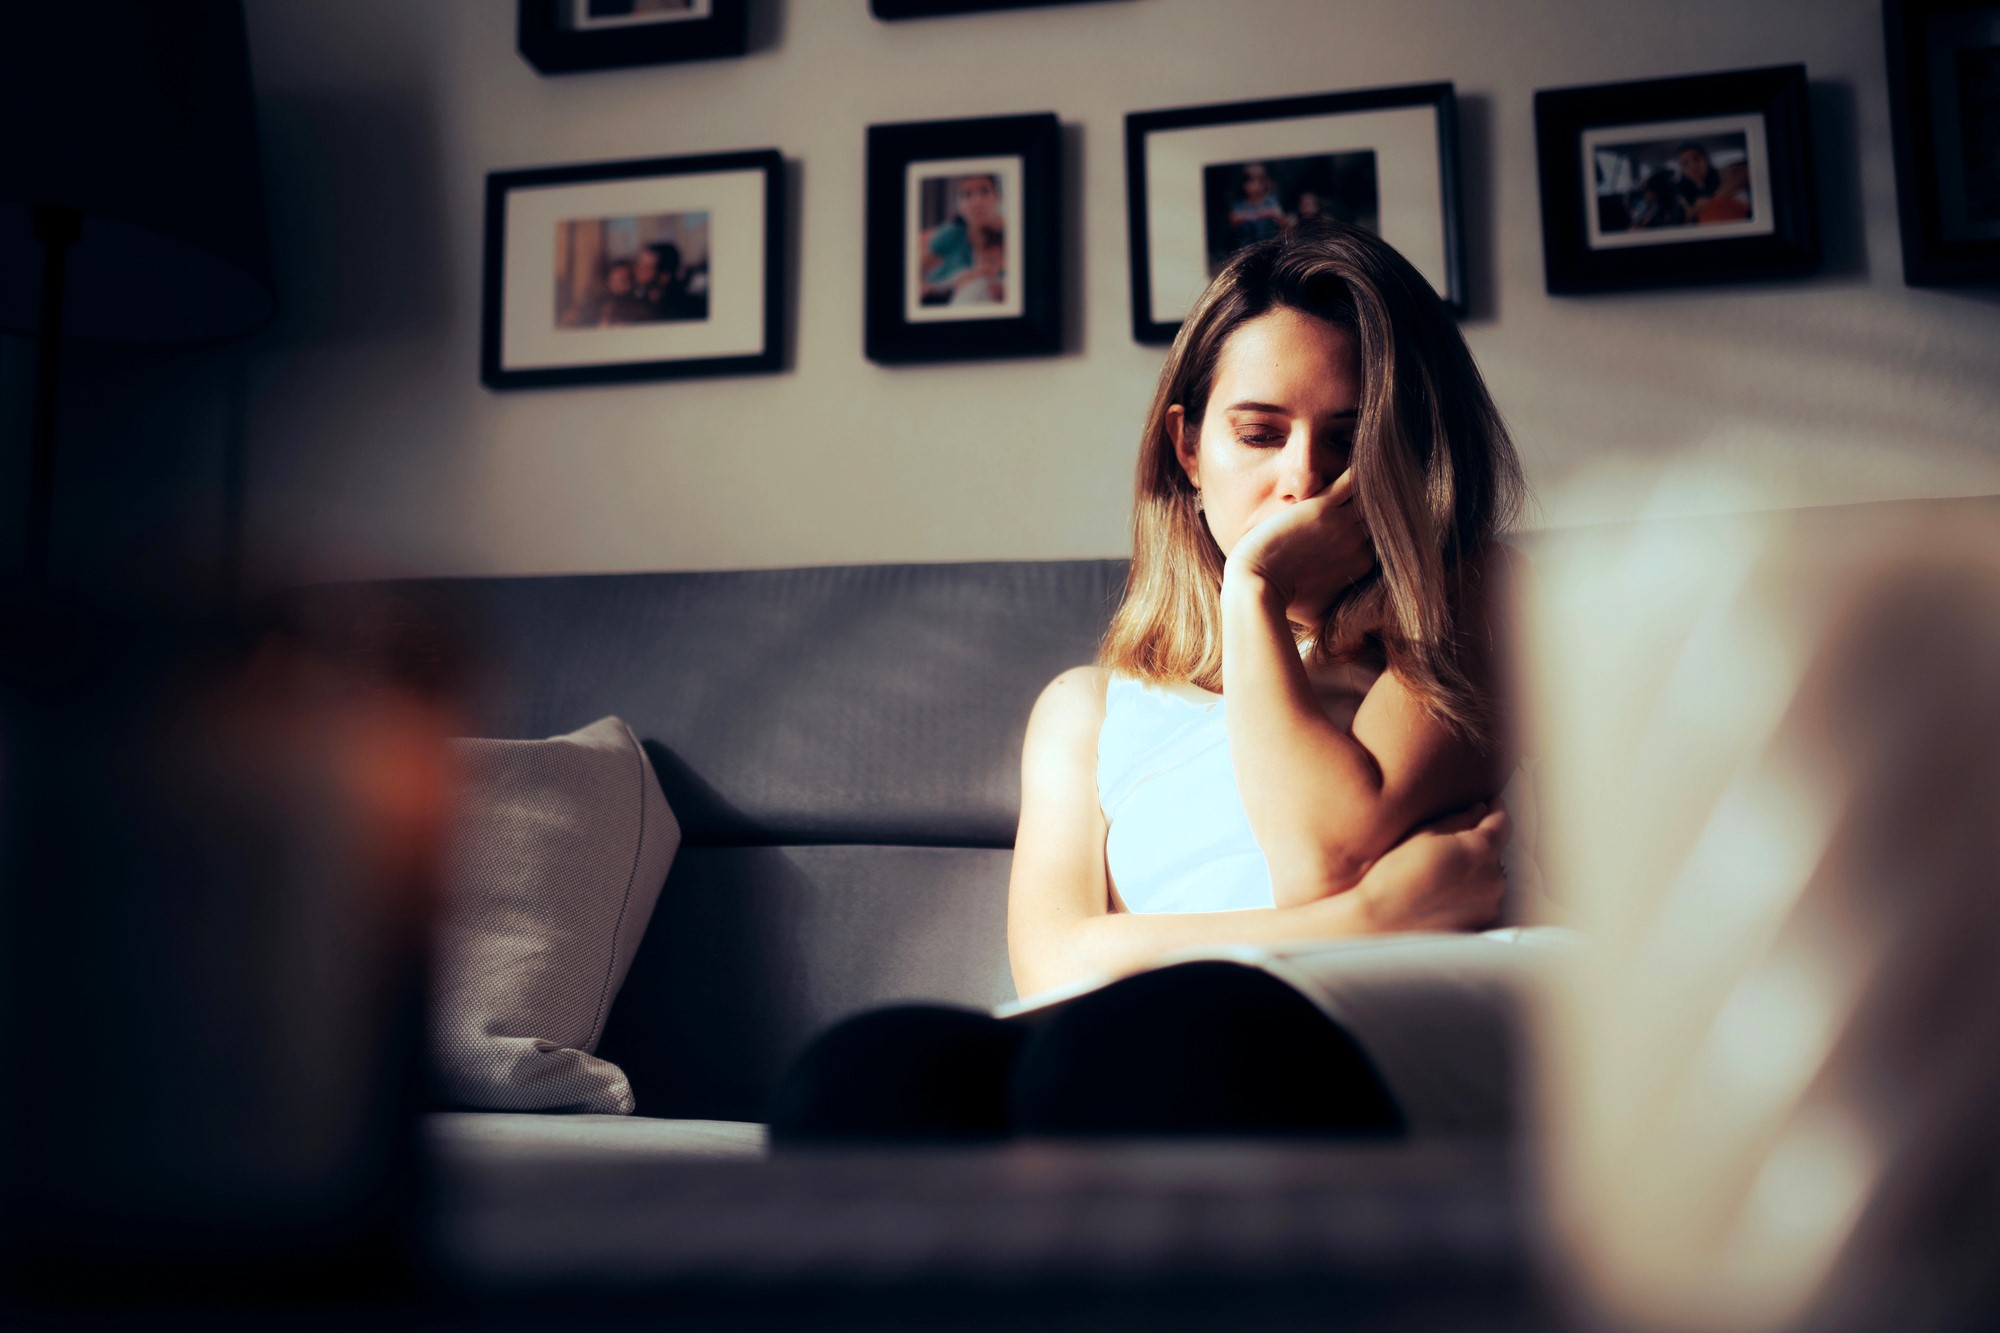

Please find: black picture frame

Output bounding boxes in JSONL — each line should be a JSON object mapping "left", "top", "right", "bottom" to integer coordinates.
{"left": 865, "top": 112, "right": 1062, "bottom": 365}
{"left": 480, "top": 149, "right": 783, "bottom": 391}
{"left": 517, "top": 0, "right": 748, "bottom": 75}
{"left": 870, "top": 0, "right": 1114, "bottom": 16}
{"left": 1125, "top": 83, "right": 1465, "bottom": 344}
{"left": 1534, "top": 64, "right": 1819, "bottom": 294}
{"left": 1885, "top": 0, "right": 2000, "bottom": 285}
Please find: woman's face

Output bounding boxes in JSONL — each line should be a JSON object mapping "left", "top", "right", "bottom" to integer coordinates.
{"left": 957, "top": 176, "right": 1000, "bottom": 228}
{"left": 1169, "top": 307, "right": 1361, "bottom": 557}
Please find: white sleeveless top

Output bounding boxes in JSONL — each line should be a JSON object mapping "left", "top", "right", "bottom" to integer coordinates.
{"left": 1096, "top": 661, "right": 1382, "bottom": 914}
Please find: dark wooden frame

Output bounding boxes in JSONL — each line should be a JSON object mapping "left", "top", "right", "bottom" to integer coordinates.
{"left": 1885, "top": 0, "right": 2000, "bottom": 285}
{"left": 1534, "top": 64, "right": 1819, "bottom": 294}
{"left": 865, "top": 112, "right": 1062, "bottom": 365}
{"left": 870, "top": 0, "right": 1114, "bottom": 16}
{"left": 480, "top": 149, "right": 783, "bottom": 391}
{"left": 1124, "top": 83, "right": 1465, "bottom": 344}
{"left": 516, "top": 0, "right": 748, "bottom": 74}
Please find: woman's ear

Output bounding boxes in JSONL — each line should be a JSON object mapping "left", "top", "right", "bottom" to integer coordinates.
{"left": 1167, "top": 404, "right": 1199, "bottom": 487}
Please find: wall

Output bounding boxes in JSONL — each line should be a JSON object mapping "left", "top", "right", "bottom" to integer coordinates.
{"left": 228, "top": 0, "right": 2000, "bottom": 586}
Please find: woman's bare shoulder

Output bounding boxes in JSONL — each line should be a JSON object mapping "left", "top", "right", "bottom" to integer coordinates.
{"left": 1023, "top": 666, "right": 1110, "bottom": 762}
{"left": 1019, "top": 667, "right": 1111, "bottom": 806}
{"left": 1029, "top": 666, "right": 1111, "bottom": 732}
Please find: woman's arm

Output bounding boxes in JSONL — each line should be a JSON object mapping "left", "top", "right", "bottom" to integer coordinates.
{"left": 1006, "top": 666, "right": 1116, "bottom": 999}
{"left": 1006, "top": 667, "right": 1511, "bottom": 999}
{"left": 1221, "top": 479, "right": 1517, "bottom": 907}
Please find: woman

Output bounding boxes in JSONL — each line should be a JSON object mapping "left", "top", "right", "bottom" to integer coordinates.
{"left": 769, "top": 221, "right": 1530, "bottom": 1143}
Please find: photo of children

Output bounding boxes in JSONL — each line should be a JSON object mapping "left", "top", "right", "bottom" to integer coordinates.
{"left": 554, "top": 210, "right": 710, "bottom": 329}
{"left": 1201, "top": 150, "right": 1379, "bottom": 276}
{"left": 915, "top": 172, "right": 1008, "bottom": 309}
{"left": 1586, "top": 126, "right": 1762, "bottom": 247}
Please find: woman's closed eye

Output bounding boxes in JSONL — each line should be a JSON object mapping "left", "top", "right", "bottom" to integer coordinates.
{"left": 1232, "top": 432, "right": 1357, "bottom": 458}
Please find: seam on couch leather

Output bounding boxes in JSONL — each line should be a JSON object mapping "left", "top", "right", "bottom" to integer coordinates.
{"left": 584, "top": 721, "right": 648, "bottom": 1053}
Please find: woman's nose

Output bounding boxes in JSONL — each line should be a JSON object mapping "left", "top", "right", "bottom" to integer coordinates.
{"left": 1277, "top": 428, "right": 1334, "bottom": 503}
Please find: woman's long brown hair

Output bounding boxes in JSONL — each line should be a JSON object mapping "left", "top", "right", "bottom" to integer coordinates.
{"left": 1099, "top": 220, "right": 1526, "bottom": 743}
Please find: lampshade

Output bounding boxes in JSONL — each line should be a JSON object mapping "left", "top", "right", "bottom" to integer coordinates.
{"left": 0, "top": 0, "right": 275, "bottom": 345}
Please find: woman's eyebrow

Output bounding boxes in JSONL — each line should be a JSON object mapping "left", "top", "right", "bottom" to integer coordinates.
{"left": 1224, "top": 400, "right": 1358, "bottom": 420}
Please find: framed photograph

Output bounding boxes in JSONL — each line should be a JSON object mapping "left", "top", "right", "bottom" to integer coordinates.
{"left": 516, "top": 0, "right": 748, "bottom": 74}
{"left": 1885, "top": 0, "right": 2000, "bottom": 285}
{"left": 1534, "top": 65, "right": 1819, "bottom": 294}
{"left": 480, "top": 149, "right": 782, "bottom": 390}
{"left": 1125, "top": 83, "right": 1465, "bottom": 344}
{"left": 865, "top": 113, "right": 1061, "bottom": 364}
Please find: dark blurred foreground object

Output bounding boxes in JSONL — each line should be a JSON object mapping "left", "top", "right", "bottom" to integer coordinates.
{"left": 0, "top": 587, "right": 460, "bottom": 1313}
{"left": 1523, "top": 494, "right": 2000, "bottom": 1333}
{"left": 0, "top": 0, "right": 274, "bottom": 581}
{"left": 432, "top": 1137, "right": 1537, "bottom": 1329}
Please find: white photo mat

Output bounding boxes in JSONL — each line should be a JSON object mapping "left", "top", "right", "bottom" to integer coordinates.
{"left": 501, "top": 168, "right": 765, "bottom": 371}
{"left": 903, "top": 155, "right": 1025, "bottom": 323}
{"left": 1144, "top": 105, "right": 1447, "bottom": 323}
{"left": 1580, "top": 111, "right": 1776, "bottom": 250}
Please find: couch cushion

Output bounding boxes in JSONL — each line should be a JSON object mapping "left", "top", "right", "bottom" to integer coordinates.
{"left": 596, "top": 844, "right": 1018, "bottom": 1123}
{"left": 317, "top": 560, "right": 1127, "bottom": 847}
{"left": 433, "top": 716, "right": 679, "bottom": 1114}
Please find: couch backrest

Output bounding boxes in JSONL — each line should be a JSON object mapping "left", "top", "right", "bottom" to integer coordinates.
{"left": 327, "top": 559, "right": 1127, "bottom": 1121}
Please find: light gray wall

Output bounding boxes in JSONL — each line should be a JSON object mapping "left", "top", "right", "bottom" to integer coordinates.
{"left": 225, "top": 0, "right": 1998, "bottom": 586}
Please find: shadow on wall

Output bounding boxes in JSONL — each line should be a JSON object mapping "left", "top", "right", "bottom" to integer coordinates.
{"left": 1456, "top": 92, "right": 1497, "bottom": 323}
{"left": 251, "top": 89, "right": 453, "bottom": 348}
{"left": 1061, "top": 120, "right": 1085, "bottom": 355}
{"left": 234, "top": 86, "right": 471, "bottom": 586}
{"left": 1808, "top": 80, "right": 1865, "bottom": 283}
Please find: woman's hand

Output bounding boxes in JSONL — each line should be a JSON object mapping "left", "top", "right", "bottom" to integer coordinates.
{"left": 1222, "top": 468, "right": 1374, "bottom": 626}
{"left": 1343, "top": 801, "right": 1511, "bottom": 933}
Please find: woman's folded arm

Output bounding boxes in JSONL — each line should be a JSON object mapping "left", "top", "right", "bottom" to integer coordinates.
{"left": 1006, "top": 664, "right": 1512, "bottom": 999}
{"left": 1218, "top": 550, "right": 1517, "bottom": 908}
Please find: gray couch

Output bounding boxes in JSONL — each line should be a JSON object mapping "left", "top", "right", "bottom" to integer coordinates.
{"left": 405, "top": 493, "right": 2000, "bottom": 1167}
{"left": 386, "top": 493, "right": 2000, "bottom": 1317}
{"left": 410, "top": 558, "right": 1128, "bottom": 1160}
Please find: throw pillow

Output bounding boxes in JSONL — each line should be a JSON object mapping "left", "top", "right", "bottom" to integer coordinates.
{"left": 432, "top": 716, "right": 678, "bottom": 1114}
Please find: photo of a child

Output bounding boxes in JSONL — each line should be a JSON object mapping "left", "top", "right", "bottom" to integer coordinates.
{"left": 1201, "top": 150, "right": 1379, "bottom": 275}
{"left": 1579, "top": 114, "right": 1774, "bottom": 252}
{"left": 904, "top": 154, "right": 1025, "bottom": 324}
{"left": 1592, "top": 132, "right": 1755, "bottom": 237}
{"left": 916, "top": 173, "right": 1007, "bottom": 308}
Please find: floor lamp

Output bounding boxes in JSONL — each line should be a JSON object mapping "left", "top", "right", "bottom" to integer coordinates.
{"left": 1, "top": 0, "right": 275, "bottom": 585}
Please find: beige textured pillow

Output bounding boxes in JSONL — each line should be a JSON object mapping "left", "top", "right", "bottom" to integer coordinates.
{"left": 431, "top": 716, "right": 678, "bottom": 1114}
